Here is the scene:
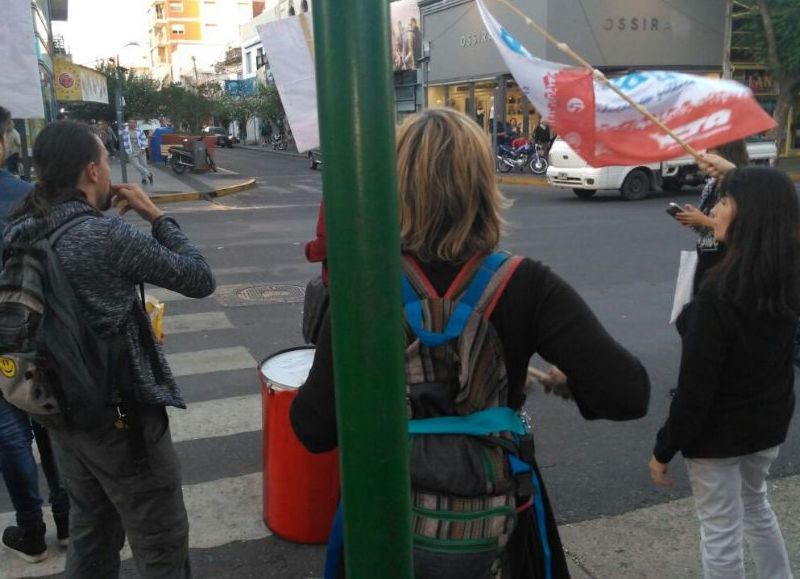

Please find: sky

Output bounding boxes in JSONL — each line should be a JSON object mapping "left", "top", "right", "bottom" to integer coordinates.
{"left": 53, "top": 0, "right": 151, "bottom": 69}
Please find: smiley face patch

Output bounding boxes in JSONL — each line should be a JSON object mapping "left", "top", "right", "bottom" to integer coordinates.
{"left": 0, "top": 357, "right": 18, "bottom": 379}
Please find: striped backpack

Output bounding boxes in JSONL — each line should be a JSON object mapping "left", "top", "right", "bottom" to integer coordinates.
{"left": 402, "top": 251, "right": 549, "bottom": 579}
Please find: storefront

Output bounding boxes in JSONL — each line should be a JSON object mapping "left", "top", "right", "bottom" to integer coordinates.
{"left": 419, "top": 0, "right": 728, "bottom": 143}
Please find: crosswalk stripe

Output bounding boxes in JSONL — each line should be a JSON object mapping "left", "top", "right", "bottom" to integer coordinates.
{"left": 0, "top": 473, "right": 271, "bottom": 578}
{"left": 166, "top": 346, "right": 257, "bottom": 377}
{"left": 212, "top": 266, "right": 267, "bottom": 276}
{"left": 168, "top": 394, "right": 261, "bottom": 443}
{"left": 163, "top": 311, "right": 233, "bottom": 335}
{"left": 144, "top": 287, "right": 197, "bottom": 302}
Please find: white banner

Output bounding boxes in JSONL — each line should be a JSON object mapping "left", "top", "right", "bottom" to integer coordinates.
{"left": 258, "top": 14, "right": 319, "bottom": 153}
{"left": 0, "top": 0, "right": 45, "bottom": 118}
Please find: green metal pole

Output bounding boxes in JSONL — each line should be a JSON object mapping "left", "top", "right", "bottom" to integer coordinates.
{"left": 311, "top": 0, "right": 413, "bottom": 577}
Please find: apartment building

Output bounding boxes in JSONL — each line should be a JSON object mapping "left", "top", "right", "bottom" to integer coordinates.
{"left": 148, "top": 0, "right": 265, "bottom": 84}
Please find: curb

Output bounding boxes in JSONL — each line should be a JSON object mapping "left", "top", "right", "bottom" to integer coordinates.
{"left": 496, "top": 174, "right": 549, "bottom": 187}
{"left": 149, "top": 178, "right": 258, "bottom": 205}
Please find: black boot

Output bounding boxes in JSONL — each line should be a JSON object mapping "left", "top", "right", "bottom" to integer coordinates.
{"left": 2, "top": 521, "right": 47, "bottom": 563}
{"left": 54, "top": 513, "right": 69, "bottom": 547}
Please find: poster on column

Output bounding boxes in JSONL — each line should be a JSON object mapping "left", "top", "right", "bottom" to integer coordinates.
{"left": 0, "top": 0, "right": 46, "bottom": 118}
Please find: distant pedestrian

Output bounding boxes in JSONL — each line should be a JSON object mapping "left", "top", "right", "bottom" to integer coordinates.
{"left": 0, "top": 105, "right": 71, "bottom": 564}
{"left": 260, "top": 119, "right": 270, "bottom": 146}
{"left": 97, "top": 120, "right": 116, "bottom": 159}
{"left": 650, "top": 159, "right": 797, "bottom": 579}
{"left": 120, "top": 118, "right": 154, "bottom": 186}
{"left": 4, "top": 120, "right": 215, "bottom": 578}
{"left": 5, "top": 124, "right": 21, "bottom": 175}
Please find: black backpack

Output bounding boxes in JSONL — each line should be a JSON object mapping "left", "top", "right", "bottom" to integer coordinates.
{"left": 0, "top": 215, "right": 122, "bottom": 429}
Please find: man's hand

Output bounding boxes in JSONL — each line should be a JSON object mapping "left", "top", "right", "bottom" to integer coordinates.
{"left": 675, "top": 203, "right": 713, "bottom": 229}
{"left": 112, "top": 183, "right": 163, "bottom": 223}
{"left": 698, "top": 153, "right": 736, "bottom": 179}
{"left": 649, "top": 456, "right": 674, "bottom": 487}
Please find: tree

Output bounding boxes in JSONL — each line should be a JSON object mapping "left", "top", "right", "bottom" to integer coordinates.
{"left": 252, "top": 83, "right": 286, "bottom": 124}
{"left": 738, "top": 0, "right": 800, "bottom": 152}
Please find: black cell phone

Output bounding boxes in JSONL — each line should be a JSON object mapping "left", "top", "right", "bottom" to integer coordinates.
{"left": 666, "top": 202, "right": 683, "bottom": 218}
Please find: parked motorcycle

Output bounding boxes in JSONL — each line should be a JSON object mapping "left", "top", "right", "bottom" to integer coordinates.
{"left": 497, "top": 141, "right": 549, "bottom": 175}
{"left": 270, "top": 133, "right": 287, "bottom": 151}
{"left": 168, "top": 138, "right": 217, "bottom": 174}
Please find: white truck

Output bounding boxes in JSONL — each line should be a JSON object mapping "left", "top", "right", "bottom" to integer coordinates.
{"left": 546, "top": 138, "right": 778, "bottom": 201}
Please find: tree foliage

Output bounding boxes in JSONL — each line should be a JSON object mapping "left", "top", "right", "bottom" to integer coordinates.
{"left": 736, "top": 0, "right": 800, "bottom": 151}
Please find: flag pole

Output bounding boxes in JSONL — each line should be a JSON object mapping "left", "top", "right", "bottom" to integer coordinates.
{"left": 494, "top": 0, "right": 703, "bottom": 162}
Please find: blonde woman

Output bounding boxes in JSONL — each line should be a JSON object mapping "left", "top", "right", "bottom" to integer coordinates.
{"left": 290, "top": 109, "right": 650, "bottom": 578}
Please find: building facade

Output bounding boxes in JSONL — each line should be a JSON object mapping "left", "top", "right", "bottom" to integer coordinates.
{"left": 147, "top": 0, "right": 265, "bottom": 84}
{"left": 420, "top": 0, "right": 728, "bottom": 142}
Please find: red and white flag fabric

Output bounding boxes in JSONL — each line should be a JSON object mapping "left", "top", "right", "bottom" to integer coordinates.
{"left": 476, "top": 0, "right": 776, "bottom": 167}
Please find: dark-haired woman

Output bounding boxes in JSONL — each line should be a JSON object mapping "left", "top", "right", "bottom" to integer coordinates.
{"left": 650, "top": 162, "right": 796, "bottom": 578}
{"left": 674, "top": 140, "right": 749, "bottom": 293}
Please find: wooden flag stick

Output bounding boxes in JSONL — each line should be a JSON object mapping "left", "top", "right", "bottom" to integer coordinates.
{"left": 493, "top": 0, "right": 703, "bottom": 163}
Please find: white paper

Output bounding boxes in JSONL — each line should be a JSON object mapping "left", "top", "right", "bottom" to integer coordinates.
{"left": 258, "top": 14, "right": 319, "bottom": 153}
{"left": 670, "top": 250, "right": 698, "bottom": 324}
{"left": 0, "top": 0, "right": 46, "bottom": 118}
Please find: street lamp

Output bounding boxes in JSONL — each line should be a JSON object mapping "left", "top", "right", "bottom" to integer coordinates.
{"left": 113, "top": 41, "right": 140, "bottom": 182}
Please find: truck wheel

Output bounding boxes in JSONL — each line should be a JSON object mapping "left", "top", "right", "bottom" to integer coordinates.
{"left": 662, "top": 177, "right": 683, "bottom": 191}
{"left": 572, "top": 188, "right": 597, "bottom": 199}
{"left": 620, "top": 169, "right": 650, "bottom": 201}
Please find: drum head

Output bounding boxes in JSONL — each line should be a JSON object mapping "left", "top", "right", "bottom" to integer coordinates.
{"left": 260, "top": 347, "right": 316, "bottom": 390}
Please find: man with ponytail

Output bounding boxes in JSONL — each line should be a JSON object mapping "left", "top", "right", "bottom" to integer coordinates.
{"left": 3, "top": 120, "right": 215, "bottom": 577}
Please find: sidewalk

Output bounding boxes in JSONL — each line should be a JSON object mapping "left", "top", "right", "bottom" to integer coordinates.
{"left": 561, "top": 473, "right": 799, "bottom": 577}
{"left": 110, "top": 156, "right": 256, "bottom": 203}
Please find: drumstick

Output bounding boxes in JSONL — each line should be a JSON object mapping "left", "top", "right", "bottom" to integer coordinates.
{"left": 527, "top": 366, "right": 549, "bottom": 382}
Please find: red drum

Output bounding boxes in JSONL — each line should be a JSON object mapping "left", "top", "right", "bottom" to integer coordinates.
{"left": 259, "top": 347, "right": 340, "bottom": 544}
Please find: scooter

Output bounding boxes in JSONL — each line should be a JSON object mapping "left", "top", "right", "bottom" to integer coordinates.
{"left": 270, "top": 133, "right": 287, "bottom": 151}
{"left": 168, "top": 138, "right": 217, "bottom": 174}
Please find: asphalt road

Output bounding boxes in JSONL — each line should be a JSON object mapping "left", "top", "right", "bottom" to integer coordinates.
{"left": 2, "top": 145, "right": 798, "bottom": 578}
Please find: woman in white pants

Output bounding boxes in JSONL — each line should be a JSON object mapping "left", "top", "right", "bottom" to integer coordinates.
{"left": 650, "top": 160, "right": 796, "bottom": 579}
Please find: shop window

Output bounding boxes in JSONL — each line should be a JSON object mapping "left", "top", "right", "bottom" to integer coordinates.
{"left": 428, "top": 85, "right": 446, "bottom": 108}
{"left": 301, "top": 0, "right": 308, "bottom": 12}
{"left": 288, "top": 4, "right": 296, "bottom": 16}
{"left": 245, "top": 51, "right": 253, "bottom": 74}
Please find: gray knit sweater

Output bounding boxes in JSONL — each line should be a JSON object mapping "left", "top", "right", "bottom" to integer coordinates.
{"left": 3, "top": 199, "right": 215, "bottom": 408}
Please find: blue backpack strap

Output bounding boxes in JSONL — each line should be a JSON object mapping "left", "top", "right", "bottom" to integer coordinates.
{"left": 324, "top": 501, "right": 344, "bottom": 579}
{"left": 407, "top": 406, "right": 526, "bottom": 436}
{"left": 403, "top": 251, "right": 509, "bottom": 347}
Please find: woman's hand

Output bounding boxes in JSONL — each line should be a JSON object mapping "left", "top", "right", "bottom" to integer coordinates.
{"left": 649, "top": 456, "right": 674, "bottom": 487}
{"left": 698, "top": 153, "right": 736, "bottom": 179}
{"left": 675, "top": 203, "right": 713, "bottom": 229}
{"left": 528, "top": 366, "right": 574, "bottom": 400}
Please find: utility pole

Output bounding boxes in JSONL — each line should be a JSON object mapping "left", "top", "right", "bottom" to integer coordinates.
{"left": 312, "top": 0, "right": 413, "bottom": 576}
{"left": 114, "top": 56, "right": 128, "bottom": 182}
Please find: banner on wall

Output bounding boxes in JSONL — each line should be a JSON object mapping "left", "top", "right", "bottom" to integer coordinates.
{"left": 54, "top": 59, "right": 109, "bottom": 104}
{"left": 0, "top": 0, "right": 45, "bottom": 118}
{"left": 391, "top": 0, "right": 422, "bottom": 72}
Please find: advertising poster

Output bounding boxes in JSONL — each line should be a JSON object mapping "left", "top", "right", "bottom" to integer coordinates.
{"left": 55, "top": 59, "right": 109, "bottom": 104}
{"left": 391, "top": 0, "right": 422, "bottom": 71}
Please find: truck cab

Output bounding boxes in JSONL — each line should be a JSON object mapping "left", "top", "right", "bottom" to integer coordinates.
{"left": 546, "top": 137, "right": 777, "bottom": 201}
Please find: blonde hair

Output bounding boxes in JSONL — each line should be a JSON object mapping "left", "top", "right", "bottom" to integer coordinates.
{"left": 396, "top": 108, "right": 507, "bottom": 262}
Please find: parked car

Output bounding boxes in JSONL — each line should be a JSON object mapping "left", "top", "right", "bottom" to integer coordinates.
{"left": 202, "top": 126, "right": 234, "bottom": 148}
{"left": 546, "top": 137, "right": 777, "bottom": 201}
{"left": 308, "top": 148, "right": 322, "bottom": 170}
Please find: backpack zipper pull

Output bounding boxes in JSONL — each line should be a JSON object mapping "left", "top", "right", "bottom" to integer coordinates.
{"left": 114, "top": 406, "right": 129, "bottom": 430}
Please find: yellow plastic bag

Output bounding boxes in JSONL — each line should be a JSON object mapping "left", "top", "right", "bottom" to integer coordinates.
{"left": 144, "top": 294, "right": 166, "bottom": 345}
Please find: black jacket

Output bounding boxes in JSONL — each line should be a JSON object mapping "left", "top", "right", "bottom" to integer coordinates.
{"left": 291, "top": 257, "right": 650, "bottom": 453}
{"left": 654, "top": 288, "right": 796, "bottom": 463}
